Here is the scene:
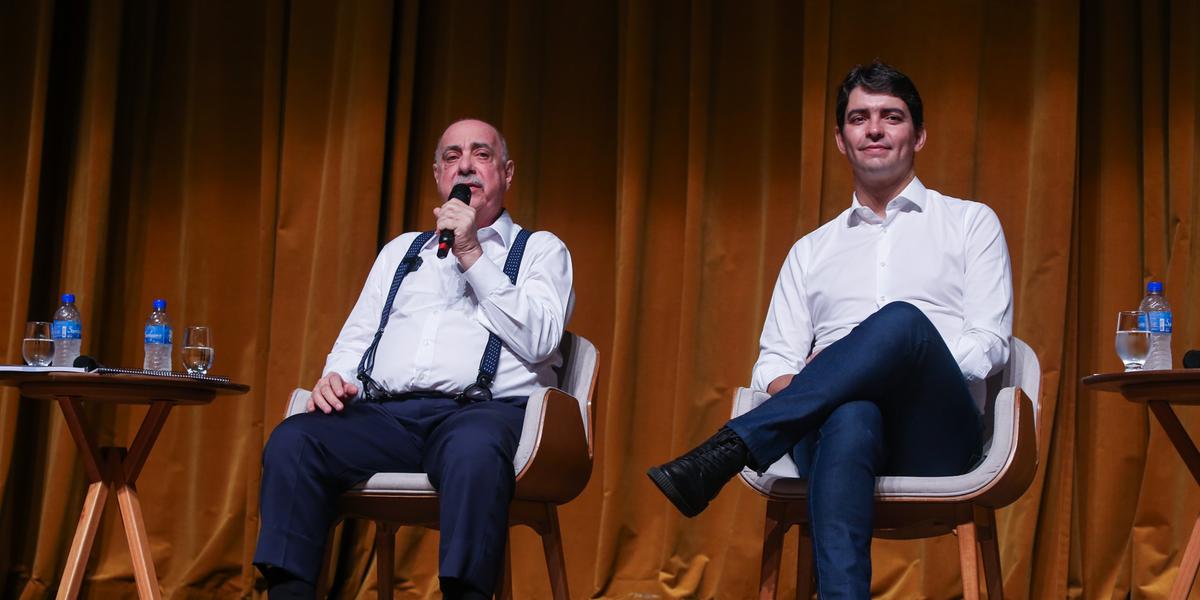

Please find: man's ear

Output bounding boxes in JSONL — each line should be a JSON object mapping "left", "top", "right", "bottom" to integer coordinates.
{"left": 503, "top": 159, "right": 515, "bottom": 188}
{"left": 914, "top": 126, "right": 927, "bottom": 152}
{"left": 834, "top": 128, "right": 847, "bottom": 155}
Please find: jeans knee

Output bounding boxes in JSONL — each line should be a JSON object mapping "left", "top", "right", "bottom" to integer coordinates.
{"left": 819, "top": 401, "right": 883, "bottom": 456}
{"left": 876, "top": 301, "right": 927, "bottom": 327}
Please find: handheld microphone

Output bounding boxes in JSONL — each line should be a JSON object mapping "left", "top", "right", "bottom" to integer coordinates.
{"left": 437, "top": 184, "right": 473, "bottom": 259}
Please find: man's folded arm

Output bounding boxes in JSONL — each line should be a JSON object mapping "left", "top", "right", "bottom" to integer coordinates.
{"left": 463, "top": 231, "right": 574, "bottom": 364}
{"left": 951, "top": 204, "right": 1013, "bottom": 383}
{"left": 752, "top": 242, "right": 813, "bottom": 393}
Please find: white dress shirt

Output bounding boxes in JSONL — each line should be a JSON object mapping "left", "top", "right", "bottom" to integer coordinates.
{"left": 323, "top": 211, "right": 575, "bottom": 400}
{"left": 752, "top": 177, "right": 1012, "bottom": 411}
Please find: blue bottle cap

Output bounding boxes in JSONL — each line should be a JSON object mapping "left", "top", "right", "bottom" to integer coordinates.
{"left": 1147, "top": 281, "right": 1164, "bottom": 294}
{"left": 153, "top": 298, "right": 167, "bottom": 311}
{"left": 62, "top": 293, "right": 75, "bottom": 304}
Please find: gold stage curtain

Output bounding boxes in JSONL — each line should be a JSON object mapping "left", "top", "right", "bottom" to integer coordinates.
{"left": 0, "top": 0, "right": 1197, "bottom": 598}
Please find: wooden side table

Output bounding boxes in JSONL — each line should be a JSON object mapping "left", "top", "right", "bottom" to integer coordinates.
{"left": 0, "top": 371, "right": 249, "bottom": 599}
{"left": 1082, "top": 370, "right": 1200, "bottom": 600}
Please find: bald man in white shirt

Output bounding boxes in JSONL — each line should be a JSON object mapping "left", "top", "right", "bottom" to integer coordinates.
{"left": 254, "top": 119, "right": 574, "bottom": 600}
{"left": 648, "top": 62, "right": 1012, "bottom": 599}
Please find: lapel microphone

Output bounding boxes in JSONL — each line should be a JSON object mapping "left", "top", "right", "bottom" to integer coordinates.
{"left": 437, "top": 183, "right": 473, "bottom": 259}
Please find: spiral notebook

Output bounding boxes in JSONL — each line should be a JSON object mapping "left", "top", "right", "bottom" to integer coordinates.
{"left": 93, "top": 367, "right": 231, "bottom": 384}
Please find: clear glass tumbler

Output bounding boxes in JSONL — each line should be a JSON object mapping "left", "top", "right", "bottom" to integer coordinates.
{"left": 1115, "top": 310, "right": 1150, "bottom": 371}
{"left": 22, "top": 321, "right": 54, "bottom": 366}
{"left": 181, "top": 326, "right": 214, "bottom": 375}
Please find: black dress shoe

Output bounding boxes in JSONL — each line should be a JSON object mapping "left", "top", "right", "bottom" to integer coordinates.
{"left": 646, "top": 426, "right": 749, "bottom": 517}
{"left": 263, "top": 566, "right": 315, "bottom": 599}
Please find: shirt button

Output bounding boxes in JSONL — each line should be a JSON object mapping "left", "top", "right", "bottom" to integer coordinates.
{"left": 422, "top": 340, "right": 432, "bottom": 347}
{"left": 879, "top": 261, "right": 887, "bottom": 267}
{"left": 879, "top": 295, "right": 887, "bottom": 303}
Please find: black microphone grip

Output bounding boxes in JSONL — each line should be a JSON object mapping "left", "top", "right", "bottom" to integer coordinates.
{"left": 437, "top": 184, "right": 474, "bottom": 258}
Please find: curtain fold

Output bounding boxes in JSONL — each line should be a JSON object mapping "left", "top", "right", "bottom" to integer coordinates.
{"left": 0, "top": 0, "right": 1197, "bottom": 598}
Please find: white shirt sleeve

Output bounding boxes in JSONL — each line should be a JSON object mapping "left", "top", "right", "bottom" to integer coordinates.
{"left": 462, "top": 231, "right": 575, "bottom": 364}
{"left": 752, "top": 241, "right": 814, "bottom": 392}
{"left": 951, "top": 205, "right": 1013, "bottom": 382}
{"left": 321, "top": 235, "right": 411, "bottom": 394}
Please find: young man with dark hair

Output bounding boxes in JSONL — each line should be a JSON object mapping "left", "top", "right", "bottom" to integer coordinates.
{"left": 648, "top": 62, "right": 1012, "bottom": 598}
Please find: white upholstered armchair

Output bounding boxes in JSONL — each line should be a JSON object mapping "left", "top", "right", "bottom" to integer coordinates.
{"left": 284, "top": 331, "right": 599, "bottom": 600}
{"left": 733, "top": 337, "right": 1040, "bottom": 599}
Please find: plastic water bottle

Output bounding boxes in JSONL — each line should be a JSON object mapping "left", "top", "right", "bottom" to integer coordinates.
{"left": 1139, "top": 281, "right": 1173, "bottom": 370}
{"left": 52, "top": 293, "right": 82, "bottom": 367}
{"left": 143, "top": 298, "right": 173, "bottom": 371}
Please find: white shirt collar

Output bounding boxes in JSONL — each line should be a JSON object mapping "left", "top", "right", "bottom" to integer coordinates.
{"left": 427, "top": 208, "right": 516, "bottom": 249}
{"left": 480, "top": 209, "right": 517, "bottom": 248}
{"left": 847, "top": 177, "right": 927, "bottom": 226}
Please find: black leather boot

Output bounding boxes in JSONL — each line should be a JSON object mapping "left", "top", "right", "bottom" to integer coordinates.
{"left": 646, "top": 426, "right": 749, "bottom": 517}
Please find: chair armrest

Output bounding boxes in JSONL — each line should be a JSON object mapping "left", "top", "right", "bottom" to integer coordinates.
{"left": 286, "top": 388, "right": 311, "bottom": 418}
{"left": 971, "top": 385, "right": 1038, "bottom": 507}
{"left": 513, "top": 386, "right": 592, "bottom": 503}
{"left": 731, "top": 387, "right": 770, "bottom": 419}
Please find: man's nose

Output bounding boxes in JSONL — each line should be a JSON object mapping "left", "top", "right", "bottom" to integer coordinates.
{"left": 457, "top": 155, "right": 475, "bottom": 173}
{"left": 866, "top": 121, "right": 884, "bottom": 139}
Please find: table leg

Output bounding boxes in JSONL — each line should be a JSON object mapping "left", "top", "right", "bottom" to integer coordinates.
{"left": 1168, "top": 513, "right": 1200, "bottom": 600}
{"left": 105, "top": 448, "right": 162, "bottom": 600}
{"left": 52, "top": 395, "right": 172, "bottom": 600}
{"left": 1147, "top": 401, "right": 1200, "bottom": 485}
{"left": 1147, "top": 401, "right": 1200, "bottom": 599}
{"left": 124, "top": 401, "right": 171, "bottom": 483}
{"left": 55, "top": 480, "right": 109, "bottom": 600}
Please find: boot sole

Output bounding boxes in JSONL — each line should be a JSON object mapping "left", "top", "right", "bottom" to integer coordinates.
{"left": 646, "top": 467, "right": 704, "bottom": 518}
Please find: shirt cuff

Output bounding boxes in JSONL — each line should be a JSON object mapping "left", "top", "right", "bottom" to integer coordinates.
{"left": 954, "top": 342, "right": 992, "bottom": 383}
{"left": 461, "top": 253, "right": 511, "bottom": 299}
{"left": 752, "top": 361, "right": 803, "bottom": 393}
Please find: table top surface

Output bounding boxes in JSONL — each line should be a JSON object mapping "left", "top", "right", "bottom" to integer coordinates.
{"left": 0, "top": 369, "right": 250, "bottom": 404}
{"left": 1082, "top": 369, "right": 1200, "bottom": 403}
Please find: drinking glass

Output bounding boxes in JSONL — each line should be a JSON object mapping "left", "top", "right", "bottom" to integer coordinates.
{"left": 181, "top": 326, "right": 214, "bottom": 375}
{"left": 22, "top": 321, "right": 54, "bottom": 366}
{"left": 1115, "top": 311, "right": 1150, "bottom": 371}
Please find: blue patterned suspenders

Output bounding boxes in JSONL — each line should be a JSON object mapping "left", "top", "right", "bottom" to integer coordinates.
{"left": 356, "top": 229, "right": 535, "bottom": 402}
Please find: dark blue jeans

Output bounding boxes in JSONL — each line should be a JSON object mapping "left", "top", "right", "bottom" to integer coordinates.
{"left": 253, "top": 395, "right": 526, "bottom": 595}
{"left": 728, "top": 302, "right": 982, "bottom": 599}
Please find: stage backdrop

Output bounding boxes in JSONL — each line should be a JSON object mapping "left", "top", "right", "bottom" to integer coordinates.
{"left": 1, "top": 0, "right": 1198, "bottom": 598}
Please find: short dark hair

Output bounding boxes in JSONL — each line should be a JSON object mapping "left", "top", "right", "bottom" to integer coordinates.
{"left": 835, "top": 61, "right": 924, "bottom": 131}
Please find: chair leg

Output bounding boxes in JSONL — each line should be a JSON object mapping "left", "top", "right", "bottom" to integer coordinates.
{"left": 494, "top": 536, "right": 513, "bottom": 600}
{"left": 957, "top": 519, "right": 981, "bottom": 600}
{"left": 537, "top": 505, "right": 570, "bottom": 600}
{"left": 796, "top": 522, "right": 815, "bottom": 600}
{"left": 375, "top": 521, "right": 398, "bottom": 600}
{"left": 976, "top": 508, "right": 1004, "bottom": 599}
{"left": 759, "top": 500, "right": 789, "bottom": 600}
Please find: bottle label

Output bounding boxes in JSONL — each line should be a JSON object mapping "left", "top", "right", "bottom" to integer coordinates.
{"left": 53, "top": 320, "right": 82, "bottom": 340}
{"left": 1147, "top": 311, "right": 1172, "bottom": 334}
{"left": 145, "top": 325, "right": 173, "bottom": 345}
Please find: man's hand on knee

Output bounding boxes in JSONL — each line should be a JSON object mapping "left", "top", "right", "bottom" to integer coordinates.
{"left": 767, "top": 374, "right": 795, "bottom": 396}
{"left": 308, "top": 372, "right": 358, "bottom": 413}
